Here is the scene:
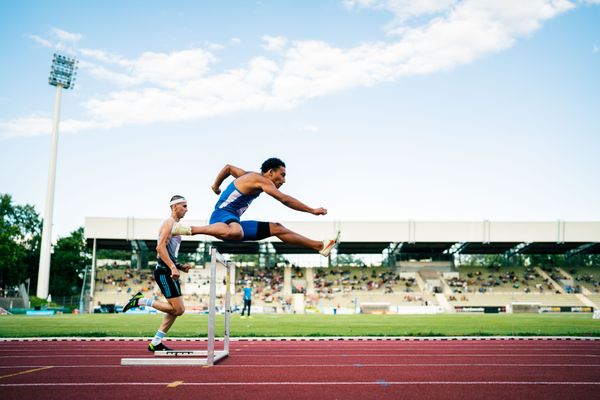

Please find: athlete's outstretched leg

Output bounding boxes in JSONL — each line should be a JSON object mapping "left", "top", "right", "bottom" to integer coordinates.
{"left": 269, "top": 222, "right": 340, "bottom": 256}
{"left": 185, "top": 222, "right": 243, "bottom": 241}
{"left": 269, "top": 222, "right": 322, "bottom": 251}
{"left": 173, "top": 220, "right": 339, "bottom": 256}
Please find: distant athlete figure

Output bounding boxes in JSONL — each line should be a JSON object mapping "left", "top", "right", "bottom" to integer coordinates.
{"left": 123, "top": 195, "right": 192, "bottom": 352}
{"left": 241, "top": 281, "right": 252, "bottom": 318}
{"left": 174, "top": 158, "right": 340, "bottom": 256}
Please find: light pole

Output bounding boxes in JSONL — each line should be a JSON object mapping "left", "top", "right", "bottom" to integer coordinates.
{"left": 37, "top": 53, "right": 78, "bottom": 299}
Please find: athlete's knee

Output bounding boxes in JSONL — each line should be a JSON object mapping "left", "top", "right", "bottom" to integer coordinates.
{"left": 222, "top": 226, "right": 243, "bottom": 240}
{"left": 168, "top": 301, "right": 185, "bottom": 316}
{"left": 172, "top": 305, "right": 185, "bottom": 316}
{"left": 270, "top": 222, "right": 289, "bottom": 235}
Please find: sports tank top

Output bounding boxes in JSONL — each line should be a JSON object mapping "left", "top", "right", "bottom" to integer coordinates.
{"left": 214, "top": 179, "right": 260, "bottom": 217}
{"left": 157, "top": 218, "right": 181, "bottom": 267}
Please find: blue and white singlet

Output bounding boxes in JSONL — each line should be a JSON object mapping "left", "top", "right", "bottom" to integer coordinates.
{"left": 214, "top": 180, "right": 260, "bottom": 217}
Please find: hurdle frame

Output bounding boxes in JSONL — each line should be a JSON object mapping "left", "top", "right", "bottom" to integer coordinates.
{"left": 121, "top": 248, "right": 232, "bottom": 366}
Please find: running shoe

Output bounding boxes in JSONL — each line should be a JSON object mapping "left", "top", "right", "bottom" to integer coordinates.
{"left": 319, "top": 230, "right": 341, "bottom": 257}
{"left": 148, "top": 342, "right": 172, "bottom": 352}
{"left": 171, "top": 222, "right": 192, "bottom": 236}
{"left": 123, "top": 291, "right": 143, "bottom": 313}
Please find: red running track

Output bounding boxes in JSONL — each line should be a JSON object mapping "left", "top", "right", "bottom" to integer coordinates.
{"left": 0, "top": 339, "right": 599, "bottom": 400}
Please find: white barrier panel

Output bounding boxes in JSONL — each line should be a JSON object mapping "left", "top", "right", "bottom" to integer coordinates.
{"left": 392, "top": 306, "right": 445, "bottom": 314}
{"left": 293, "top": 293, "right": 305, "bottom": 314}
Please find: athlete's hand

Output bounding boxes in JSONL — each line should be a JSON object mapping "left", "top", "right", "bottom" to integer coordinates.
{"left": 179, "top": 263, "right": 193, "bottom": 273}
{"left": 312, "top": 207, "right": 328, "bottom": 216}
{"left": 211, "top": 184, "right": 221, "bottom": 195}
{"left": 170, "top": 267, "right": 180, "bottom": 280}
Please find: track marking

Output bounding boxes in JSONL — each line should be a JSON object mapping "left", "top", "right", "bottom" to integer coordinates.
{"left": 1, "top": 363, "right": 600, "bottom": 368}
{"left": 1, "top": 381, "right": 599, "bottom": 387}
{"left": 2, "top": 353, "right": 599, "bottom": 359}
{"left": 0, "top": 366, "right": 53, "bottom": 380}
{"left": 167, "top": 380, "right": 183, "bottom": 387}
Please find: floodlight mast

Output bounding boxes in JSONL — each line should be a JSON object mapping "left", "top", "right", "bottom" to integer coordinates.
{"left": 37, "top": 53, "right": 78, "bottom": 300}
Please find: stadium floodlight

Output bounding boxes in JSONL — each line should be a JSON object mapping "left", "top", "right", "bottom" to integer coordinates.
{"left": 48, "top": 53, "right": 78, "bottom": 89}
{"left": 37, "top": 53, "right": 79, "bottom": 300}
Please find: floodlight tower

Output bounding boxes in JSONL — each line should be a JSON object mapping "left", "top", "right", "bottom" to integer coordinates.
{"left": 37, "top": 53, "right": 78, "bottom": 299}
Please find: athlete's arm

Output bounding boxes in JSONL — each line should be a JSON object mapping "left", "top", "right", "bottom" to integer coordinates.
{"left": 259, "top": 178, "right": 327, "bottom": 216}
{"left": 211, "top": 164, "right": 247, "bottom": 194}
{"left": 156, "top": 220, "right": 180, "bottom": 279}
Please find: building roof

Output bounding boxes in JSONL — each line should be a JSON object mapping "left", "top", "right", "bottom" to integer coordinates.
{"left": 85, "top": 217, "right": 600, "bottom": 256}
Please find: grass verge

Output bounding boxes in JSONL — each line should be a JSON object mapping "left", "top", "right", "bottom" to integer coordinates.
{"left": 0, "top": 313, "right": 599, "bottom": 338}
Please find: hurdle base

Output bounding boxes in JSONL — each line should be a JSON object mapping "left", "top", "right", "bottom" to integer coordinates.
{"left": 155, "top": 349, "right": 210, "bottom": 357}
{"left": 121, "top": 350, "right": 228, "bottom": 366}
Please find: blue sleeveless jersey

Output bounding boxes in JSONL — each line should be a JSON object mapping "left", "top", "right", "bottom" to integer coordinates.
{"left": 214, "top": 180, "right": 260, "bottom": 217}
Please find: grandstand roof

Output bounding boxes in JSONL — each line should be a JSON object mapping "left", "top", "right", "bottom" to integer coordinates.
{"left": 84, "top": 217, "right": 600, "bottom": 256}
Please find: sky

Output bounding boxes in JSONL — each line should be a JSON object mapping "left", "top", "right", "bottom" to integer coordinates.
{"left": 1, "top": 0, "right": 600, "bottom": 242}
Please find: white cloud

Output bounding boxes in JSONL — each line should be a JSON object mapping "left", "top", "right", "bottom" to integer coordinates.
{"left": 300, "top": 124, "right": 319, "bottom": 133}
{"left": 51, "top": 28, "right": 83, "bottom": 43}
{"left": 29, "top": 34, "right": 53, "bottom": 48}
{"left": 0, "top": 115, "right": 102, "bottom": 138}
{"left": 80, "top": 49, "right": 217, "bottom": 88}
{"left": 28, "top": 28, "right": 84, "bottom": 54}
{"left": 261, "top": 35, "right": 288, "bottom": 52}
{"left": 230, "top": 37, "right": 242, "bottom": 45}
{"left": 79, "top": 48, "right": 128, "bottom": 66}
{"left": 208, "top": 42, "right": 224, "bottom": 51}
{"left": 5, "top": 0, "right": 583, "bottom": 138}
{"left": 345, "top": 0, "right": 458, "bottom": 20}
{"left": 342, "top": 0, "right": 378, "bottom": 10}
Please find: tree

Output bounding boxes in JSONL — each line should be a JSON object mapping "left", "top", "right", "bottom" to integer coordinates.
{"left": 50, "top": 227, "right": 90, "bottom": 296}
{"left": 0, "top": 194, "right": 42, "bottom": 293}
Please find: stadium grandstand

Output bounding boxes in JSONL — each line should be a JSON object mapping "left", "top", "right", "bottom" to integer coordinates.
{"left": 84, "top": 218, "right": 600, "bottom": 315}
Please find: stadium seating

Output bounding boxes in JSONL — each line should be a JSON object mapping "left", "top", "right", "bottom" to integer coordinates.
{"left": 90, "top": 263, "right": 598, "bottom": 313}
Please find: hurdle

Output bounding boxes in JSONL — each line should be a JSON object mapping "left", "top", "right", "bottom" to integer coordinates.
{"left": 121, "top": 248, "right": 232, "bottom": 366}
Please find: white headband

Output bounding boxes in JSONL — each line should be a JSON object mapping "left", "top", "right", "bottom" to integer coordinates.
{"left": 169, "top": 198, "right": 187, "bottom": 206}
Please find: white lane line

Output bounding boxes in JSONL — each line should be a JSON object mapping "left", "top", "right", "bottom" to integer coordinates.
{"left": 2, "top": 346, "right": 597, "bottom": 352}
{"left": 1, "top": 363, "right": 600, "bottom": 368}
{"left": 2, "top": 353, "right": 598, "bottom": 358}
{"left": 2, "top": 336, "right": 598, "bottom": 342}
{"left": 1, "top": 381, "right": 599, "bottom": 387}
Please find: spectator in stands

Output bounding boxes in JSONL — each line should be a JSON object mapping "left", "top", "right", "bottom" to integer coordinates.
{"left": 241, "top": 281, "right": 253, "bottom": 318}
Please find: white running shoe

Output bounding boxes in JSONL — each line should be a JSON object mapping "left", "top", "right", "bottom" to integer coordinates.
{"left": 319, "top": 230, "right": 341, "bottom": 257}
{"left": 171, "top": 223, "right": 192, "bottom": 236}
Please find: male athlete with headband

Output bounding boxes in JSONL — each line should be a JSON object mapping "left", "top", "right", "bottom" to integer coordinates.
{"left": 123, "top": 195, "right": 192, "bottom": 352}
{"left": 174, "top": 158, "right": 340, "bottom": 256}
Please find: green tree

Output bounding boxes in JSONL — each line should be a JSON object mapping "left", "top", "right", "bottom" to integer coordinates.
{"left": 49, "top": 227, "right": 90, "bottom": 296}
{"left": 0, "top": 194, "right": 42, "bottom": 292}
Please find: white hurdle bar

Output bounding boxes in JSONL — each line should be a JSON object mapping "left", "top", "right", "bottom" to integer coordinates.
{"left": 121, "top": 248, "right": 232, "bottom": 366}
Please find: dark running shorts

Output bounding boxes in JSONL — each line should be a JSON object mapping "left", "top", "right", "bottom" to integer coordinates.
{"left": 154, "top": 265, "right": 182, "bottom": 299}
{"left": 209, "top": 209, "right": 271, "bottom": 241}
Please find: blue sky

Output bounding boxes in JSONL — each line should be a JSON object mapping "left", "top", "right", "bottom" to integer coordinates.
{"left": 1, "top": 0, "right": 599, "bottom": 240}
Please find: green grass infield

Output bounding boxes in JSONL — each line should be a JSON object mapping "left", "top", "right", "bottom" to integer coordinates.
{"left": 1, "top": 313, "right": 599, "bottom": 338}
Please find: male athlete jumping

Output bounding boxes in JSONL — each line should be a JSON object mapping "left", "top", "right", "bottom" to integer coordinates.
{"left": 123, "top": 195, "right": 192, "bottom": 352}
{"left": 174, "top": 158, "right": 340, "bottom": 255}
